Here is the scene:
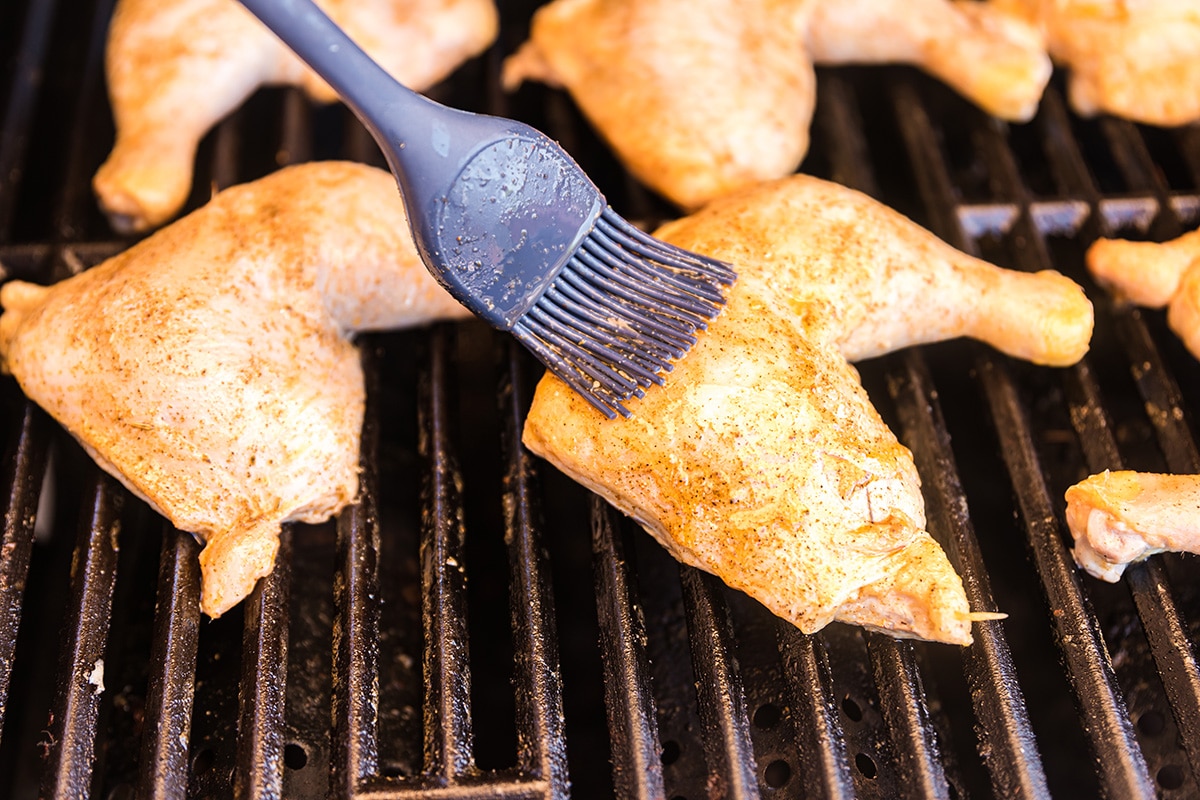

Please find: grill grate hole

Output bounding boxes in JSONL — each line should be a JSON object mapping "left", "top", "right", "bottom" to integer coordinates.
{"left": 284, "top": 743, "right": 308, "bottom": 771}
{"left": 763, "top": 759, "right": 791, "bottom": 789}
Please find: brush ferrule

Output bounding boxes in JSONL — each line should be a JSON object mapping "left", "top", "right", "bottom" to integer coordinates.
{"left": 429, "top": 133, "right": 604, "bottom": 330}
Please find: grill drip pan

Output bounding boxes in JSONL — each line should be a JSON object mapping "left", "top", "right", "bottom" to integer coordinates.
{"left": 1, "top": 2, "right": 1200, "bottom": 798}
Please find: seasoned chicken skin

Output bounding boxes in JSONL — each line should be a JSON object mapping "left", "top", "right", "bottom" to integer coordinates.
{"left": 502, "top": 0, "right": 1049, "bottom": 210}
{"left": 1087, "top": 229, "right": 1200, "bottom": 358}
{"left": 523, "top": 175, "right": 1094, "bottom": 645}
{"left": 94, "top": 0, "right": 498, "bottom": 233}
{"left": 1066, "top": 471, "right": 1200, "bottom": 580}
{"left": 1, "top": 162, "right": 469, "bottom": 617}
{"left": 995, "top": 0, "right": 1200, "bottom": 125}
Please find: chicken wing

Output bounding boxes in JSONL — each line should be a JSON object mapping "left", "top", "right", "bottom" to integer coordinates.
{"left": 94, "top": 0, "right": 498, "bottom": 233}
{"left": 523, "top": 175, "right": 1093, "bottom": 645}
{"left": 1, "top": 161, "right": 469, "bottom": 617}
{"left": 1066, "top": 471, "right": 1200, "bottom": 580}
{"left": 1086, "top": 229, "right": 1200, "bottom": 358}
{"left": 501, "top": 0, "right": 1049, "bottom": 210}
{"left": 995, "top": 0, "right": 1200, "bottom": 125}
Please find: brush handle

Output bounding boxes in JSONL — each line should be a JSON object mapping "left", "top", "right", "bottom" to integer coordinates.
{"left": 238, "top": 0, "right": 605, "bottom": 332}
{"left": 237, "top": 0, "right": 504, "bottom": 208}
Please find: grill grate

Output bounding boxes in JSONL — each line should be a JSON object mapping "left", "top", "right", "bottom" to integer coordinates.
{"left": 2, "top": 2, "right": 1200, "bottom": 799}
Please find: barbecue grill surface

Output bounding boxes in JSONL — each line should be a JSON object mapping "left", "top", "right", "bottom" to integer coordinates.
{"left": 2, "top": 1, "right": 1200, "bottom": 798}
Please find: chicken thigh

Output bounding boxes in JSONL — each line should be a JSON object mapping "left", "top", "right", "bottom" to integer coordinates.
{"left": 1, "top": 161, "right": 470, "bottom": 617}
{"left": 1066, "top": 471, "right": 1200, "bottom": 580}
{"left": 1086, "top": 229, "right": 1200, "bottom": 358}
{"left": 94, "top": 0, "right": 498, "bottom": 233}
{"left": 501, "top": 0, "right": 1048, "bottom": 210}
{"left": 995, "top": 0, "right": 1200, "bottom": 125}
{"left": 523, "top": 175, "right": 1093, "bottom": 645}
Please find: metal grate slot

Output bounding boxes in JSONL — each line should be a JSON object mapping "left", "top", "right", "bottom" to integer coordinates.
{"left": 331, "top": 345, "right": 384, "bottom": 795}
{"left": 0, "top": 0, "right": 57, "bottom": 240}
{"left": 499, "top": 339, "right": 569, "bottom": 793}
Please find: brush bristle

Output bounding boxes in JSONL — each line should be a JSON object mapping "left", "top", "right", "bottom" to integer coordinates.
{"left": 512, "top": 207, "right": 736, "bottom": 418}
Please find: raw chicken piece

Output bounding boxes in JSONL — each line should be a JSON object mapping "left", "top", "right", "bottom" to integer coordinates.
{"left": 94, "top": 0, "right": 498, "bottom": 233}
{"left": 501, "top": 0, "right": 817, "bottom": 211}
{"left": 0, "top": 162, "right": 470, "bottom": 617}
{"left": 1086, "top": 229, "right": 1200, "bottom": 358}
{"left": 501, "top": 0, "right": 1049, "bottom": 210}
{"left": 1066, "top": 471, "right": 1200, "bottom": 580}
{"left": 995, "top": 0, "right": 1200, "bottom": 125}
{"left": 523, "top": 175, "right": 1093, "bottom": 645}
{"left": 806, "top": 0, "right": 1051, "bottom": 122}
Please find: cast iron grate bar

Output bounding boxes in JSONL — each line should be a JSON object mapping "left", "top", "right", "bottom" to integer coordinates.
{"left": 888, "top": 76, "right": 1156, "bottom": 797}
{"left": 817, "top": 72, "right": 997, "bottom": 799}
{"left": 977, "top": 354, "right": 1156, "bottom": 799}
{"left": 775, "top": 626, "right": 854, "bottom": 799}
{"left": 499, "top": 339, "right": 569, "bottom": 794}
{"left": 1013, "top": 82, "right": 1200, "bottom": 788}
{"left": 888, "top": 352, "right": 1048, "bottom": 798}
{"left": 332, "top": 344, "right": 384, "bottom": 794}
{"left": 135, "top": 524, "right": 201, "bottom": 800}
{"left": 865, "top": 635, "right": 949, "bottom": 800}
{"left": 0, "top": 401, "right": 50, "bottom": 740}
{"left": 1098, "top": 116, "right": 1186, "bottom": 241}
{"left": 49, "top": 0, "right": 114, "bottom": 243}
{"left": 678, "top": 566, "right": 760, "bottom": 798}
{"left": 419, "top": 325, "right": 476, "bottom": 781}
{"left": 1118, "top": 315, "right": 1200, "bottom": 474}
{"left": 38, "top": 469, "right": 123, "bottom": 799}
{"left": 1065, "top": 360, "right": 1200, "bottom": 783}
{"left": 235, "top": 527, "right": 293, "bottom": 800}
{"left": 589, "top": 496, "right": 667, "bottom": 800}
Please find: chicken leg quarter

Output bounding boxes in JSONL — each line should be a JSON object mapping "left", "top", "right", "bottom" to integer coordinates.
{"left": 1, "top": 161, "right": 470, "bottom": 617}
{"left": 501, "top": 0, "right": 816, "bottom": 212}
{"left": 502, "top": 0, "right": 1049, "bottom": 210}
{"left": 94, "top": 0, "right": 498, "bottom": 233}
{"left": 523, "top": 175, "right": 1093, "bottom": 645}
{"left": 995, "top": 0, "right": 1200, "bottom": 126}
